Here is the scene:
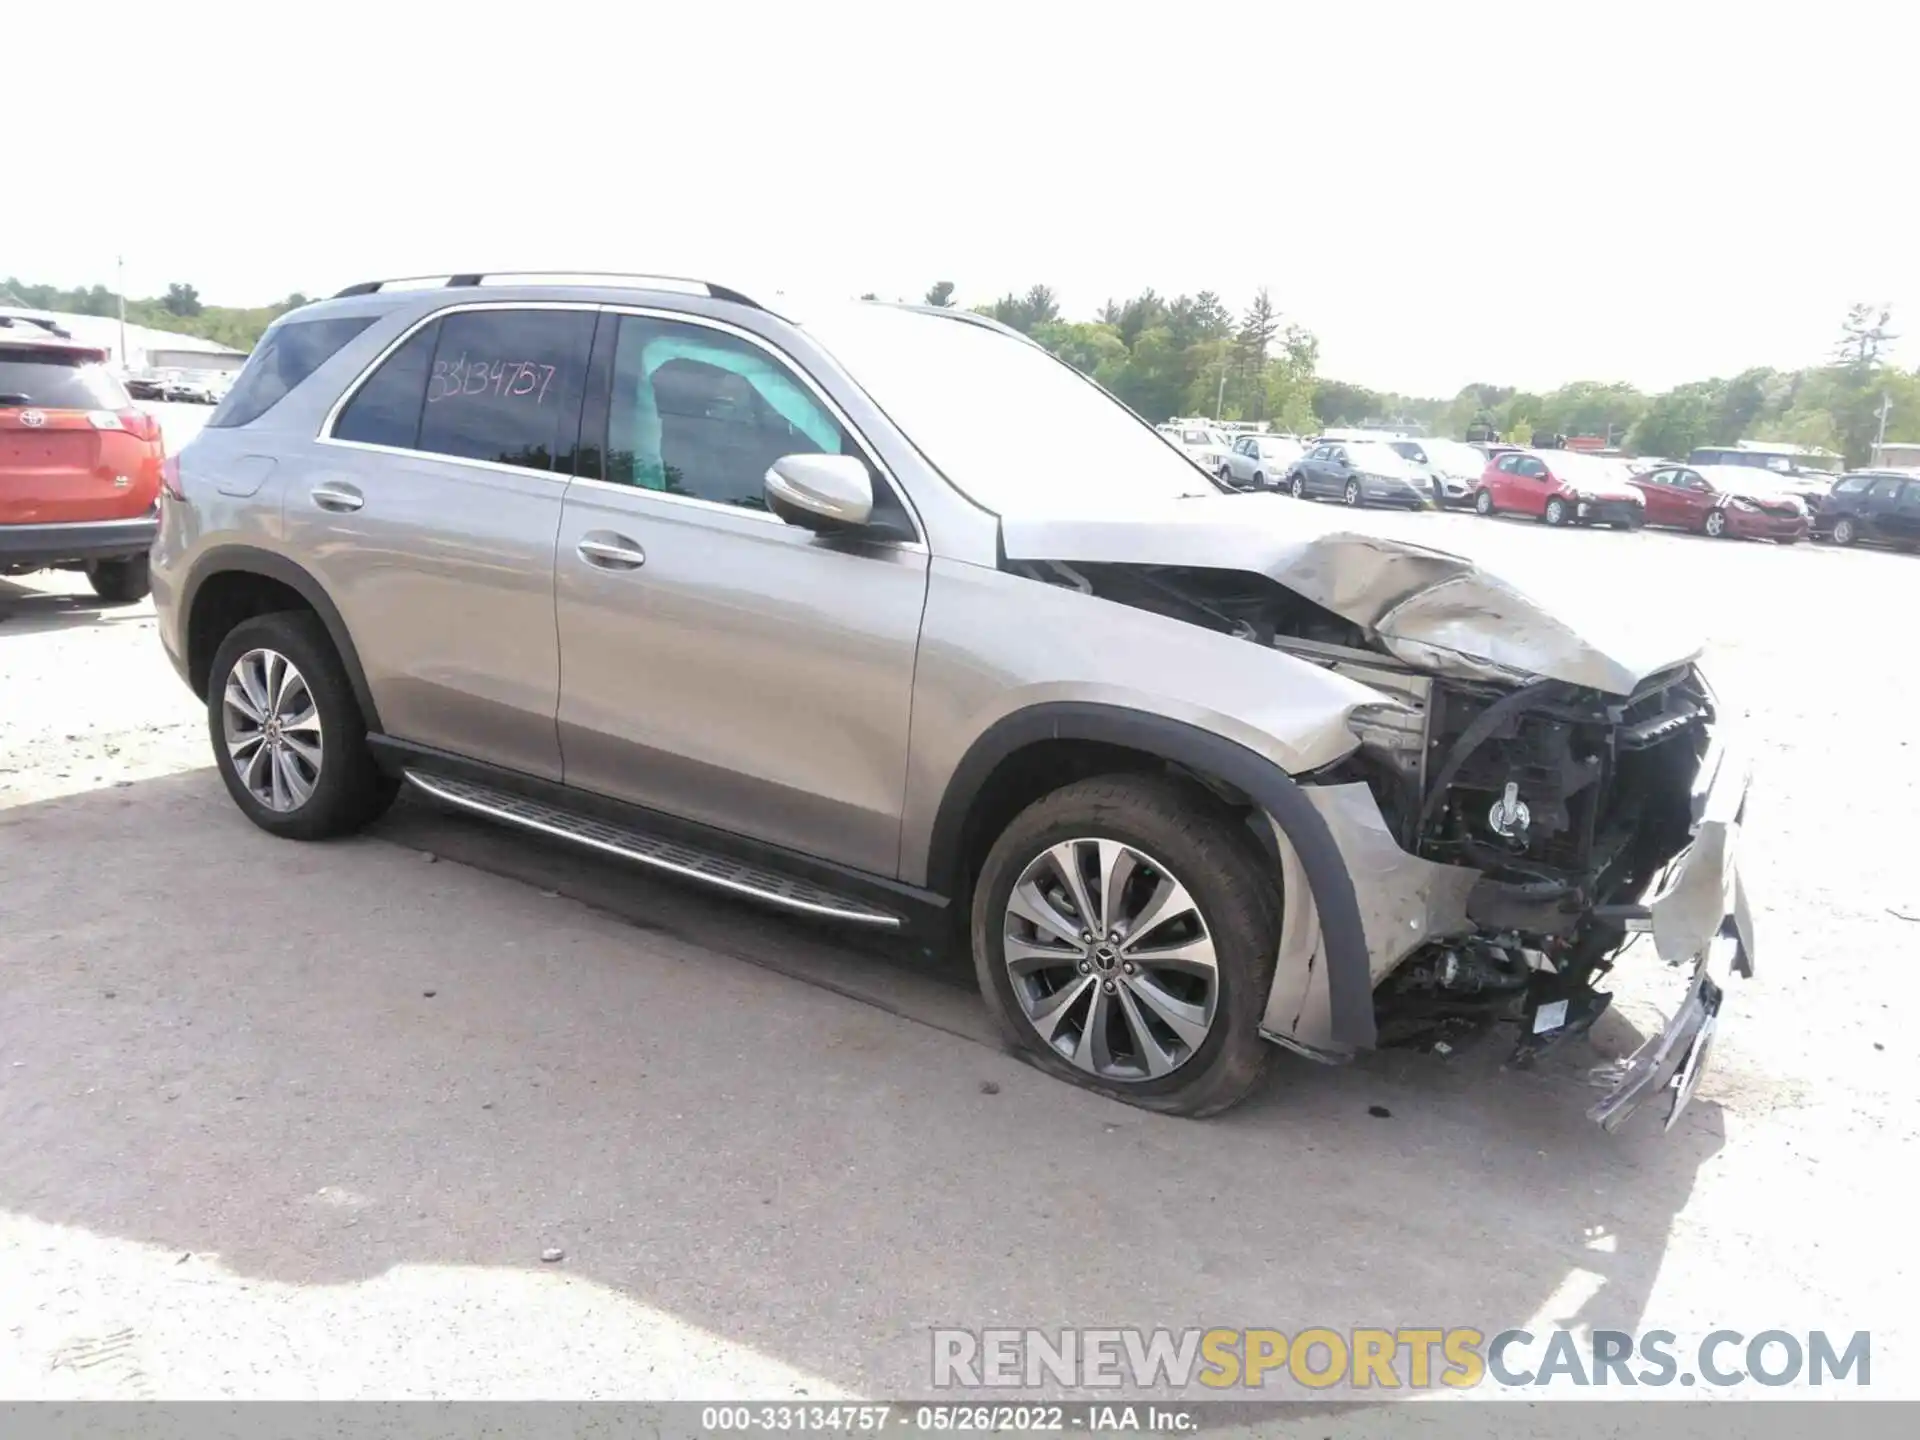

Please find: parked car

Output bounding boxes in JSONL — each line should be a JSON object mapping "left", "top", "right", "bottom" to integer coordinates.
{"left": 1, "top": 330, "right": 165, "bottom": 601}
{"left": 1388, "top": 437, "right": 1490, "bottom": 508}
{"left": 1473, "top": 449, "right": 1646, "bottom": 528}
{"left": 125, "top": 373, "right": 167, "bottom": 401}
{"left": 152, "top": 271, "right": 1750, "bottom": 1130}
{"left": 1628, "top": 464, "right": 1807, "bottom": 542}
{"left": 1284, "top": 440, "right": 1433, "bottom": 508}
{"left": 1686, "top": 444, "right": 1839, "bottom": 514}
{"left": 1221, "top": 433, "right": 1305, "bottom": 490}
{"left": 1157, "top": 422, "right": 1233, "bottom": 478}
{"left": 1811, "top": 470, "right": 1920, "bottom": 548}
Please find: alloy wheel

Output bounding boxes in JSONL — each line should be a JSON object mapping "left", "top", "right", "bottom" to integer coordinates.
{"left": 222, "top": 648, "right": 324, "bottom": 812}
{"left": 1002, "top": 838, "right": 1219, "bottom": 1082}
{"left": 1475, "top": 490, "right": 1493, "bottom": 516}
{"left": 1545, "top": 498, "right": 1567, "bottom": 526}
{"left": 1291, "top": 475, "right": 1306, "bottom": 498}
{"left": 1705, "top": 510, "right": 1727, "bottom": 537}
{"left": 1832, "top": 517, "right": 1856, "bottom": 546}
{"left": 1344, "top": 479, "right": 1361, "bottom": 506}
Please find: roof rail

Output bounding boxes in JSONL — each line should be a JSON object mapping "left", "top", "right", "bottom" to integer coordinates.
{"left": 330, "top": 272, "right": 763, "bottom": 308}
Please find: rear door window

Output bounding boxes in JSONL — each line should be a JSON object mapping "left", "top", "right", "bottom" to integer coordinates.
{"left": 0, "top": 348, "right": 130, "bottom": 410}
{"left": 333, "top": 322, "right": 440, "bottom": 450}
{"left": 209, "top": 315, "right": 375, "bottom": 428}
{"left": 1866, "top": 477, "right": 1905, "bottom": 503}
{"left": 414, "top": 309, "right": 595, "bottom": 473}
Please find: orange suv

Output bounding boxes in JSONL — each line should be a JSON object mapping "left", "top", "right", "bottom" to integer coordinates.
{"left": 1, "top": 318, "right": 165, "bottom": 603}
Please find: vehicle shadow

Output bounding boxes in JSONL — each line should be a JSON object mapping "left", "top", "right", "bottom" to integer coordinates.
{"left": 0, "top": 579, "right": 145, "bottom": 637}
{"left": 0, "top": 770, "right": 1722, "bottom": 1398}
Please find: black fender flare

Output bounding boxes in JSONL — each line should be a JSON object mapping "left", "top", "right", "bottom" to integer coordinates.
{"left": 181, "top": 545, "right": 382, "bottom": 731}
{"left": 926, "top": 702, "right": 1376, "bottom": 1049}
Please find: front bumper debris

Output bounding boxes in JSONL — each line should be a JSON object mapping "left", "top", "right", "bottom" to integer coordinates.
{"left": 1586, "top": 736, "right": 1753, "bottom": 1131}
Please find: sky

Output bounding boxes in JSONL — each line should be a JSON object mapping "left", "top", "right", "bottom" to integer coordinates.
{"left": 14, "top": 1, "right": 1917, "bottom": 398}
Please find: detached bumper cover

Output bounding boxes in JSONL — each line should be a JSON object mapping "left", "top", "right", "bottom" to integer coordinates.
{"left": 0, "top": 514, "right": 158, "bottom": 566}
{"left": 1587, "top": 735, "right": 1754, "bottom": 1131}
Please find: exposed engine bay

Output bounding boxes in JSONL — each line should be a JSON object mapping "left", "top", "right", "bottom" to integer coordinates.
{"left": 1015, "top": 560, "right": 1715, "bottom": 1057}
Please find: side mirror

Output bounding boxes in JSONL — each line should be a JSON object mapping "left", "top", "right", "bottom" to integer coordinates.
{"left": 764, "top": 453, "right": 874, "bottom": 533}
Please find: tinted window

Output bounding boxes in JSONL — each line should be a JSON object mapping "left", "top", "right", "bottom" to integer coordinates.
{"left": 1496, "top": 454, "right": 1519, "bottom": 472}
{"left": 1896, "top": 483, "right": 1920, "bottom": 511}
{"left": 1518, "top": 457, "right": 1549, "bottom": 478}
{"left": 413, "top": 309, "right": 594, "bottom": 473}
{"left": 1830, "top": 475, "right": 1868, "bottom": 496}
{"left": 1866, "top": 477, "right": 1905, "bottom": 501}
{"left": 334, "top": 322, "right": 438, "bottom": 449}
{"left": 0, "top": 348, "right": 129, "bottom": 409}
{"left": 602, "top": 314, "right": 911, "bottom": 533}
{"left": 209, "top": 316, "right": 374, "bottom": 429}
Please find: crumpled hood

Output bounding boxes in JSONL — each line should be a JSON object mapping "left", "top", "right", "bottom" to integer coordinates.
{"left": 999, "top": 494, "right": 1704, "bottom": 695}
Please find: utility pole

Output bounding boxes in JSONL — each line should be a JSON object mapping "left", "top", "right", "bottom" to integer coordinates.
{"left": 116, "top": 255, "right": 129, "bottom": 370}
{"left": 1215, "top": 362, "right": 1228, "bottom": 421}
{"left": 1874, "top": 392, "right": 1891, "bottom": 465}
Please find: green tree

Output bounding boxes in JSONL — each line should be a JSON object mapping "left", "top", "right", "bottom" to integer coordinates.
{"left": 1835, "top": 302, "right": 1897, "bottom": 369}
{"left": 923, "top": 281, "right": 956, "bottom": 308}
{"left": 163, "top": 282, "right": 202, "bottom": 317}
{"left": 1311, "top": 380, "right": 1379, "bottom": 427}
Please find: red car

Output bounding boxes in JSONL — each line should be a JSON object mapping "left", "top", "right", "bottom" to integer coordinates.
{"left": 1, "top": 324, "right": 164, "bottom": 602}
{"left": 1628, "top": 462, "right": 1808, "bottom": 543}
{"left": 1472, "top": 449, "right": 1647, "bottom": 529}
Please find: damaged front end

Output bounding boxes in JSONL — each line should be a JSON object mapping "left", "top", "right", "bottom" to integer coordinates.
{"left": 1261, "top": 636, "right": 1752, "bottom": 1131}
{"left": 1009, "top": 552, "right": 1753, "bottom": 1133}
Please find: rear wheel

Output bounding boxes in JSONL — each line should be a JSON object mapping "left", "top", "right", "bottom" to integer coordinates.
{"left": 971, "top": 775, "right": 1281, "bottom": 1117}
{"left": 86, "top": 555, "right": 150, "bottom": 604}
{"left": 207, "top": 611, "right": 397, "bottom": 841}
{"left": 1831, "top": 516, "right": 1858, "bottom": 546}
{"left": 1544, "top": 497, "right": 1569, "bottom": 526}
{"left": 1473, "top": 488, "right": 1494, "bottom": 516}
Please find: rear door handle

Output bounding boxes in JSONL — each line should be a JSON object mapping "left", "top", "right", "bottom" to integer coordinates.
{"left": 310, "top": 484, "right": 364, "bottom": 513}
{"left": 576, "top": 533, "right": 646, "bottom": 570}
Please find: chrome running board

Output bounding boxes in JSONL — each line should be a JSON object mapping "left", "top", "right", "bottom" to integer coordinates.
{"left": 404, "top": 772, "right": 903, "bottom": 928}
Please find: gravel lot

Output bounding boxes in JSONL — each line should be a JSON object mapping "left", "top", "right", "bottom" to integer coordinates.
{"left": 2, "top": 440, "right": 1915, "bottom": 1402}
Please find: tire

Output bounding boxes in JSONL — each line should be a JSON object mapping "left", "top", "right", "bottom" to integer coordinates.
{"left": 1831, "top": 516, "right": 1857, "bottom": 546}
{"left": 1343, "top": 478, "right": 1362, "bottom": 507}
{"left": 86, "top": 555, "right": 150, "bottom": 604}
{"left": 1290, "top": 474, "right": 1306, "bottom": 499}
{"left": 207, "top": 610, "right": 397, "bottom": 841}
{"left": 971, "top": 774, "right": 1281, "bottom": 1118}
{"left": 1473, "top": 488, "right": 1494, "bottom": 516}
{"left": 1544, "top": 497, "right": 1568, "bottom": 526}
{"left": 1251, "top": 471, "right": 1266, "bottom": 488}
{"left": 1704, "top": 508, "right": 1728, "bottom": 538}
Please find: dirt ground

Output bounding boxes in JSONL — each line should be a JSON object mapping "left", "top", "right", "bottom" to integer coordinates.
{"left": 3, "top": 464, "right": 1916, "bottom": 1403}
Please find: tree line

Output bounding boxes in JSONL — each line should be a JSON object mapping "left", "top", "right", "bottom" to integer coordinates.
{"left": 1, "top": 277, "right": 311, "bottom": 354}
{"left": 9, "top": 272, "right": 1913, "bottom": 466}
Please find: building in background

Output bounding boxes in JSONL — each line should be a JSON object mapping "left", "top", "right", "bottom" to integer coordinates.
{"left": 0, "top": 306, "right": 246, "bottom": 376}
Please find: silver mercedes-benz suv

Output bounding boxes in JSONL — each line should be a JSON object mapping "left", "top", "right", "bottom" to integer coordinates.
{"left": 152, "top": 272, "right": 1753, "bottom": 1128}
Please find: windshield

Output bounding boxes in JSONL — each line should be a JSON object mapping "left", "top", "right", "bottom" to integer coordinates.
{"left": 1421, "top": 439, "right": 1489, "bottom": 474}
{"left": 805, "top": 306, "right": 1219, "bottom": 510}
{"left": 1348, "top": 441, "right": 1417, "bottom": 475}
{"left": 1546, "top": 451, "right": 1634, "bottom": 486}
{"left": 0, "top": 351, "right": 129, "bottom": 409}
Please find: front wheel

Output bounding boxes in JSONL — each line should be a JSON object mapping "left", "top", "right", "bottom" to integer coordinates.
{"left": 208, "top": 610, "right": 397, "bottom": 841}
{"left": 1704, "top": 508, "right": 1729, "bottom": 538}
{"left": 971, "top": 774, "right": 1280, "bottom": 1117}
{"left": 1831, "top": 516, "right": 1858, "bottom": 546}
{"left": 1544, "top": 497, "right": 1569, "bottom": 526}
{"left": 1473, "top": 488, "right": 1494, "bottom": 516}
{"left": 1343, "top": 478, "right": 1362, "bottom": 507}
{"left": 1290, "top": 474, "right": 1306, "bottom": 499}
{"left": 86, "top": 555, "right": 150, "bottom": 604}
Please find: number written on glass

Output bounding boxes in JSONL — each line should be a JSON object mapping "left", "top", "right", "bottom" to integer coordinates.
{"left": 428, "top": 353, "right": 557, "bottom": 404}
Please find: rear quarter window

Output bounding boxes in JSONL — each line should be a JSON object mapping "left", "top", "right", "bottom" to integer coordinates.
{"left": 208, "top": 316, "right": 376, "bottom": 429}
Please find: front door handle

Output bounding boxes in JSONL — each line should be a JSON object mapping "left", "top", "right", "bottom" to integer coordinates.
{"left": 310, "top": 484, "right": 364, "bottom": 513}
{"left": 576, "top": 533, "right": 646, "bottom": 570}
